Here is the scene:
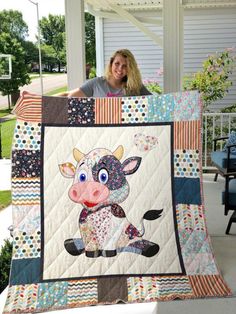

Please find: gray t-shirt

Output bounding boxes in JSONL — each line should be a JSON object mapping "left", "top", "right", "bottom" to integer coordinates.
{"left": 80, "top": 76, "right": 152, "bottom": 97}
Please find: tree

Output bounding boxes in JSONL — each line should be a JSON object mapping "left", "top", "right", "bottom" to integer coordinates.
{"left": 22, "top": 40, "right": 39, "bottom": 68}
{"left": 0, "top": 33, "right": 31, "bottom": 108}
{"left": 85, "top": 12, "right": 95, "bottom": 66}
{"left": 0, "top": 9, "right": 28, "bottom": 42}
{"left": 39, "top": 14, "right": 66, "bottom": 72}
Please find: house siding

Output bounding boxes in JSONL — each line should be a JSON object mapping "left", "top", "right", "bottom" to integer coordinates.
{"left": 101, "top": 8, "right": 236, "bottom": 111}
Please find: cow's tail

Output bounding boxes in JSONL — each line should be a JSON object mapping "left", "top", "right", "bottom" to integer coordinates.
{"left": 136, "top": 209, "right": 163, "bottom": 237}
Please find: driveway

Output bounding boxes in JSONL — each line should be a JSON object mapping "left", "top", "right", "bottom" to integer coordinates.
{"left": 0, "top": 74, "right": 67, "bottom": 109}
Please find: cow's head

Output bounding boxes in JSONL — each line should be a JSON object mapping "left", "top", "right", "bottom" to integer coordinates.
{"left": 59, "top": 145, "right": 141, "bottom": 211}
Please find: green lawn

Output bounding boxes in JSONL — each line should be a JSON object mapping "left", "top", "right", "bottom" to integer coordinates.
{"left": 0, "top": 119, "right": 16, "bottom": 158}
{"left": 0, "top": 109, "right": 12, "bottom": 118}
{"left": 0, "top": 191, "right": 11, "bottom": 211}
{"left": 45, "top": 86, "right": 67, "bottom": 96}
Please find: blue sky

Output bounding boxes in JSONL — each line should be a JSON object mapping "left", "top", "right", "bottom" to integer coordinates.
{"left": 0, "top": 0, "right": 64, "bottom": 42}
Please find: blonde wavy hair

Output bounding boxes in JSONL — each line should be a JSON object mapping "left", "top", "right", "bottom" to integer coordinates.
{"left": 104, "top": 49, "right": 143, "bottom": 96}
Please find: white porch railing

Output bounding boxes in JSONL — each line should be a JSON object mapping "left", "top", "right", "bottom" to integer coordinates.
{"left": 202, "top": 112, "right": 236, "bottom": 170}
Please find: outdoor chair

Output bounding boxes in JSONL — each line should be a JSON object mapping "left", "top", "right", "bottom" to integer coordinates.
{"left": 211, "top": 136, "right": 236, "bottom": 215}
{"left": 222, "top": 178, "right": 236, "bottom": 234}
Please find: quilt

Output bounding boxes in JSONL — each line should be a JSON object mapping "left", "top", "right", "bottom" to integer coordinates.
{"left": 3, "top": 90, "right": 232, "bottom": 313}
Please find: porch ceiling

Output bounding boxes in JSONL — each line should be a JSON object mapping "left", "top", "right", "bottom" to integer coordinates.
{"left": 85, "top": 0, "right": 236, "bottom": 13}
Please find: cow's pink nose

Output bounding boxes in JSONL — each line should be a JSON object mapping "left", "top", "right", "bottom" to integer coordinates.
{"left": 93, "top": 190, "right": 100, "bottom": 197}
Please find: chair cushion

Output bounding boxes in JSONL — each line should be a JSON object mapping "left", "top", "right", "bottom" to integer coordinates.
{"left": 222, "top": 179, "right": 236, "bottom": 206}
{"left": 223, "top": 131, "right": 236, "bottom": 154}
{"left": 211, "top": 150, "right": 236, "bottom": 170}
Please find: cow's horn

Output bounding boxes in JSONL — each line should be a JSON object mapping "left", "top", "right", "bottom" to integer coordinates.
{"left": 73, "top": 148, "right": 84, "bottom": 162}
{"left": 113, "top": 145, "right": 124, "bottom": 160}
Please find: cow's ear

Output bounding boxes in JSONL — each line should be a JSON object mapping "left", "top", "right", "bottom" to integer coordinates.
{"left": 59, "top": 163, "right": 76, "bottom": 178}
{"left": 122, "top": 157, "right": 142, "bottom": 175}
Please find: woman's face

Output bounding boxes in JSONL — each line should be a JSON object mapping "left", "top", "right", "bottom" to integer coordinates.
{"left": 111, "top": 54, "right": 128, "bottom": 81}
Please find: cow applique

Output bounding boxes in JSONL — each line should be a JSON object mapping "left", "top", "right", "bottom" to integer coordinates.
{"left": 59, "top": 145, "right": 163, "bottom": 258}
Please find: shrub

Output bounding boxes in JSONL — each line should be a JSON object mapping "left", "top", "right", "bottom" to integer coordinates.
{"left": 143, "top": 79, "right": 162, "bottom": 95}
{"left": 184, "top": 49, "right": 236, "bottom": 110}
{"left": 0, "top": 239, "right": 12, "bottom": 293}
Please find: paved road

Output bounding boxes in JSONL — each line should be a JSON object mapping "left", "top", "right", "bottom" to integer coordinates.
{"left": 0, "top": 74, "right": 67, "bottom": 109}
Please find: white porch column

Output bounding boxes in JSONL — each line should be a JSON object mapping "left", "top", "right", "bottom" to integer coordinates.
{"left": 95, "top": 16, "right": 105, "bottom": 76}
{"left": 65, "top": 0, "right": 86, "bottom": 90}
{"left": 163, "top": 0, "right": 183, "bottom": 93}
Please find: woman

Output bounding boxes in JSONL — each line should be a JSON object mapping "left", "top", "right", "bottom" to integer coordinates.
{"left": 67, "top": 49, "right": 151, "bottom": 97}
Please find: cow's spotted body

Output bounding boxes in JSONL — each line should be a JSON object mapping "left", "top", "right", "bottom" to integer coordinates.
{"left": 59, "top": 145, "right": 162, "bottom": 258}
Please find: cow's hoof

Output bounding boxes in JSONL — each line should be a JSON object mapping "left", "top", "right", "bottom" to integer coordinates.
{"left": 143, "top": 209, "right": 163, "bottom": 220}
{"left": 64, "top": 238, "right": 85, "bottom": 256}
{"left": 86, "top": 250, "right": 102, "bottom": 258}
{"left": 142, "top": 243, "right": 160, "bottom": 257}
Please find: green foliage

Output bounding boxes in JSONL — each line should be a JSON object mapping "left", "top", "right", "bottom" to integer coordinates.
{"left": 89, "top": 67, "right": 96, "bottom": 79}
{"left": 0, "top": 239, "right": 12, "bottom": 293}
{"left": 0, "top": 10, "right": 28, "bottom": 42}
{"left": 0, "top": 33, "right": 31, "bottom": 96}
{"left": 22, "top": 40, "right": 39, "bottom": 66}
{"left": 39, "top": 14, "right": 66, "bottom": 71}
{"left": 85, "top": 13, "right": 96, "bottom": 66}
{"left": 0, "top": 191, "right": 11, "bottom": 211}
{"left": 143, "top": 79, "right": 162, "bottom": 95}
{"left": 184, "top": 49, "right": 236, "bottom": 110}
{"left": 0, "top": 119, "right": 16, "bottom": 158}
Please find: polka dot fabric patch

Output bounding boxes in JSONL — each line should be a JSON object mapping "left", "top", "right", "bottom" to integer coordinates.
{"left": 13, "top": 230, "right": 41, "bottom": 259}
{"left": 121, "top": 96, "right": 148, "bottom": 123}
{"left": 68, "top": 97, "right": 95, "bottom": 125}
{"left": 13, "top": 121, "right": 41, "bottom": 150}
{"left": 174, "top": 150, "right": 200, "bottom": 178}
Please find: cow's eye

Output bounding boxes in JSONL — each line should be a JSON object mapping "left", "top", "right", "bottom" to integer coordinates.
{"left": 78, "top": 170, "right": 87, "bottom": 182}
{"left": 98, "top": 168, "right": 108, "bottom": 184}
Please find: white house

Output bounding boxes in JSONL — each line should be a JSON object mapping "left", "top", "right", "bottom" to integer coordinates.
{"left": 64, "top": 0, "right": 236, "bottom": 111}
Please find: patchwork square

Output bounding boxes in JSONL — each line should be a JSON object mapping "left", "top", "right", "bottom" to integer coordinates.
{"left": 4, "top": 284, "right": 38, "bottom": 313}
{"left": 174, "top": 150, "right": 200, "bottom": 178}
{"left": 174, "top": 91, "right": 201, "bottom": 121}
{"left": 12, "top": 230, "right": 41, "bottom": 259}
{"left": 68, "top": 97, "right": 95, "bottom": 125}
{"left": 67, "top": 279, "right": 97, "bottom": 306}
{"left": 174, "top": 178, "right": 201, "bottom": 205}
{"left": 121, "top": 96, "right": 148, "bottom": 123}
{"left": 12, "top": 178, "right": 40, "bottom": 206}
{"left": 176, "top": 204, "right": 205, "bottom": 231}
{"left": 12, "top": 121, "right": 41, "bottom": 150}
{"left": 148, "top": 94, "right": 174, "bottom": 122}
{"left": 12, "top": 204, "right": 40, "bottom": 234}
{"left": 12, "top": 150, "right": 41, "bottom": 178}
{"left": 95, "top": 97, "right": 122, "bottom": 124}
{"left": 36, "top": 282, "right": 68, "bottom": 309}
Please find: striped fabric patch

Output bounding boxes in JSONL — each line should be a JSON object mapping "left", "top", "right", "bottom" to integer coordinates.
{"left": 176, "top": 204, "right": 205, "bottom": 231}
{"left": 12, "top": 91, "right": 42, "bottom": 122}
{"left": 95, "top": 98, "right": 122, "bottom": 124}
{"left": 67, "top": 279, "right": 97, "bottom": 306}
{"left": 12, "top": 178, "right": 40, "bottom": 205}
{"left": 174, "top": 121, "right": 200, "bottom": 149}
{"left": 156, "top": 276, "right": 193, "bottom": 299}
{"left": 4, "top": 284, "right": 38, "bottom": 313}
{"left": 189, "top": 275, "right": 232, "bottom": 297}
